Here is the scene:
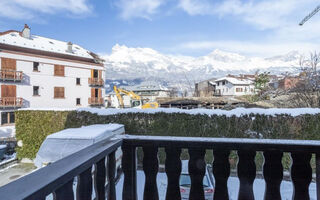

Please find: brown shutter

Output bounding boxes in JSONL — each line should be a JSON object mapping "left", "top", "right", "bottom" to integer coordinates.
{"left": 98, "top": 70, "right": 102, "bottom": 78}
{"left": 91, "top": 88, "right": 95, "bottom": 98}
{"left": 54, "top": 87, "right": 65, "bottom": 98}
{"left": 1, "top": 58, "right": 16, "bottom": 70}
{"left": 98, "top": 88, "right": 102, "bottom": 98}
{"left": 91, "top": 69, "right": 94, "bottom": 78}
{"left": 54, "top": 65, "right": 65, "bottom": 76}
{"left": 1, "top": 85, "right": 16, "bottom": 97}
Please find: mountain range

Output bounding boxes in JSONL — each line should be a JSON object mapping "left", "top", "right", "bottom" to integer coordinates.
{"left": 103, "top": 44, "right": 302, "bottom": 93}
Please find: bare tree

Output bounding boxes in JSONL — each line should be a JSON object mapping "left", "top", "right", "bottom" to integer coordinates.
{"left": 290, "top": 52, "right": 320, "bottom": 107}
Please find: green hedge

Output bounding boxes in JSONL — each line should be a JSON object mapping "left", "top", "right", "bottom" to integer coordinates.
{"left": 15, "top": 110, "right": 320, "bottom": 170}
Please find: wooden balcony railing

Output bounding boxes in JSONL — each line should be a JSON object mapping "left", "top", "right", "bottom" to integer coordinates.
{"left": 0, "top": 97, "right": 23, "bottom": 108}
{"left": 1, "top": 135, "right": 320, "bottom": 200}
{"left": 88, "top": 97, "right": 104, "bottom": 106}
{"left": 0, "top": 70, "right": 23, "bottom": 82}
{"left": 88, "top": 78, "right": 104, "bottom": 86}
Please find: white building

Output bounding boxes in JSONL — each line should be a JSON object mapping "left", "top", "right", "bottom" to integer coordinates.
{"left": 0, "top": 25, "right": 105, "bottom": 128}
{"left": 215, "top": 77, "right": 255, "bottom": 96}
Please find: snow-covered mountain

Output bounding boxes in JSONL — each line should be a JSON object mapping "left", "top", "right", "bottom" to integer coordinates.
{"left": 103, "top": 44, "right": 301, "bottom": 92}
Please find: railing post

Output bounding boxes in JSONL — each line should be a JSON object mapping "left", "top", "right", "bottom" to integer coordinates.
{"left": 291, "top": 152, "right": 312, "bottom": 200}
{"left": 95, "top": 157, "right": 106, "bottom": 200}
{"left": 165, "top": 147, "right": 181, "bottom": 200}
{"left": 188, "top": 148, "right": 206, "bottom": 200}
{"left": 54, "top": 179, "right": 74, "bottom": 200}
{"left": 108, "top": 151, "right": 116, "bottom": 200}
{"left": 122, "top": 142, "right": 137, "bottom": 200}
{"left": 263, "top": 151, "right": 283, "bottom": 200}
{"left": 213, "top": 150, "right": 230, "bottom": 200}
{"left": 317, "top": 153, "right": 320, "bottom": 200}
{"left": 142, "top": 146, "right": 159, "bottom": 200}
{"left": 237, "top": 150, "right": 256, "bottom": 200}
{"left": 76, "top": 166, "right": 93, "bottom": 200}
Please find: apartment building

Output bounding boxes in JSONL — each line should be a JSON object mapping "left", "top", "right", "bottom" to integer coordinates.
{"left": 0, "top": 25, "right": 105, "bottom": 126}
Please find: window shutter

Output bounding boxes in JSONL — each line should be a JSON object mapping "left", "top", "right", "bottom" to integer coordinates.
{"left": 1, "top": 85, "right": 16, "bottom": 97}
{"left": 98, "top": 70, "right": 102, "bottom": 78}
{"left": 54, "top": 65, "right": 65, "bottom": 76}
{"left": 1, "top": 58, "right": 16, "bottom": 70}
{"left": 91, "top": 88, "right": 95, "bottom": 98}
{"left": 54, "top": 87, "right": 65, "bottom": 98}
{"left": 98, "top": 88, "right": 102, "bottom": 98}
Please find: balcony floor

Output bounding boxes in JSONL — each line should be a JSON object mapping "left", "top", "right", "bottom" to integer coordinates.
{"left": 115, "top": 170, "right": 317, "bottom": 200}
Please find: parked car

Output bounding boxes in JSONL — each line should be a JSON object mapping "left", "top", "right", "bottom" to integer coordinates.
{"left": 180, "top": 160, "right": 215, "bottom": 200}
{"left": 0, "top": 144, "right": 6, "bottom": 160}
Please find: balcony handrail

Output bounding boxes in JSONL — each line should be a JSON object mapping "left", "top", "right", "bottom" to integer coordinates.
{"left": 123, "top": 135, "right": 320, "bottom": 153}
{"left": 0, "top": 97, "right": 23, "bottom": 107}
{"left": 88, "top": 97, "right": 104, "bottom": 105}
{"left": 0, "top": 138, "right": 122, "bottom": 200}
{"left": 0, "top": 69, "right": 23, "bottom": 81}
{"left": 88, "top": 77, "right": 104, "bottom": 86}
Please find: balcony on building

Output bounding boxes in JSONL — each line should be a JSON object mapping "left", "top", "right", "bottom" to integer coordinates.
{"left": 0, "top": 70, "right": 23, "bottom": 82}
{"left": 0, "top": 132, "right": 320, "bottom": 200}
{"left": 0, "top": 97, "right": 23, "bottom": 108}
{"left": 88, "top": 97, "right": 104, "bottom": 106}
{"left": 88, "top": 77, "right": 104, "bottom": 87}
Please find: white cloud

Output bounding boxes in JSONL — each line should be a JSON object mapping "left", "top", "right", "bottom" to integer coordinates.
{"left": 115, "top": 0, "right": 165, "bottom": 20}
{"left": 0, "top": 0, "right": 92, "bottom": 20}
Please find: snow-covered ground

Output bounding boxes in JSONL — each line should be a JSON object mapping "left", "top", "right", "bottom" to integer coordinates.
{"left": 116, "top": 171, "right": 317, "bottom": 200}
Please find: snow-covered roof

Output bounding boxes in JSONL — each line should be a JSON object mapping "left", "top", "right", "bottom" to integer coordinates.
{"left": 215, "top": 77, "right": 253, "bottom": 85}
{"left": 47, "top": 124, "right": 124, "bottom": 140}
{"left": 122, "top": 81, "right": 169, "bottom": 92}
{"left": 0, "top": 26, "right": 102, "bottom": 63}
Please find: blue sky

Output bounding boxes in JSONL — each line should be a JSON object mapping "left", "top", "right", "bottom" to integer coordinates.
{"left": 0, "top": 0, "right": 320, "bottom": 57}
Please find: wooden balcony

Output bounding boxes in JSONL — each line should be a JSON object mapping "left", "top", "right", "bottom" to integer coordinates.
{"left": 0, "top": 70, "right": 23, "bottom": 82}
{"left": 0, "top": 135, "right": 320, "bottom": 200}
{"left": 0, "top": 97, "right": 23, "bottom": 108}
{"left": 88, "top": 78, "right": 104, "bottom": 87}
{"left": 88, "top": 97, "right": 104, "bottom": 106}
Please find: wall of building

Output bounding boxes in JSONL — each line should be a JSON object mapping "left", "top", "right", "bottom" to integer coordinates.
{"left": 216, "top": 81, "right": 255, "bottom": 96}
{"left": 0, "top": 52, "right": 105, "bottom": 126}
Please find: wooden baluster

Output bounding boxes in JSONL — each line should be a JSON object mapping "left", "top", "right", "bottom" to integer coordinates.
{"left": 95, "top": 157, "right": 106, "bottom": 200}
{"left": 263, "top": 151, "right": 283, "bottom": 200}
{"left": 108, "top": 151, "right": 116, "bottom": 200}
{"left": 165, "top": 147, "right": 181, "bottom": 200}
{"left": 188, "top": 148, "right": 206, "bottom": 200}
{"left": 237, "top": 150, "right": 256, "bottom": 200}
{"left": 55, "top": 179, "right": 74, "bottom": 200}
{"left": 212, "top": 150, "right": 230, "bottom": 200}
{"left": 122, "top": 143, "right": 137, "bottom": 200}
{"left": 143, "top": 146, "right": 159, "bottom": 200}
{"left": 316, "top": 153, "right": 320, "bottom": 200}
{"left": 291, "top": 152, "right": 312, "bottom": 200}
{"left": 76, "top": 167, "right": 93, "bottom": 200}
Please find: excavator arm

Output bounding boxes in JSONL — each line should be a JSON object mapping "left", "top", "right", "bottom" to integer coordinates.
{"left": 113, "top": 86, "right": 125, "bottom": 108}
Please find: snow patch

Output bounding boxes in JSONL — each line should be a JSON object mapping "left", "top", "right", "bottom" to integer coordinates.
{"left": 77, "top": 107, "right": 320, "bottom": 117}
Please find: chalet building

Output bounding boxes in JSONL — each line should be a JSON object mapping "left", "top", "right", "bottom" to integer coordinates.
{"left": 0, "top": 25, "right": 105, "bottom": 127}
{"left": 215, "top": 77, "right": 255, "bottom": 96}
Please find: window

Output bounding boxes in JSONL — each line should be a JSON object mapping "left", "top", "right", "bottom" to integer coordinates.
{"left": 33, "top": 86, "right": 39, "bottom": 96}
{"left": 54, "top": 65, "right": 65, "bottom": 76}
{"left": 236, "top": 88, "right": 243, "bottom": 92}
{"left": 33, "top": 62, "right": 39, "bottom": 71}
{"left": 222, "top": 81, "right": 226, "bottom": 85}
{"left": 76, "top": 98, "right": 81, "bottom": 105}
{"left": 1, "top": 112, "right": 15, "bottom": 125}
{"left": 93, "top": 69, "right": 98, "bottom": 78}
{"left": 76, "top": 78, "right": 81, "bottom": 85}
{"left": 54, "top": 87, "right": 65, "bottom": 98}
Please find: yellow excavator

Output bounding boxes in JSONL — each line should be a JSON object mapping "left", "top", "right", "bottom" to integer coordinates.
{"left": 113, "top": 86, "right": 159, "bottom": 109}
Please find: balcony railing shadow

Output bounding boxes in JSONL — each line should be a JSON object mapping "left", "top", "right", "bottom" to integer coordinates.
{"left": 0, "top": 135, "right": 320, "bottom": 200}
